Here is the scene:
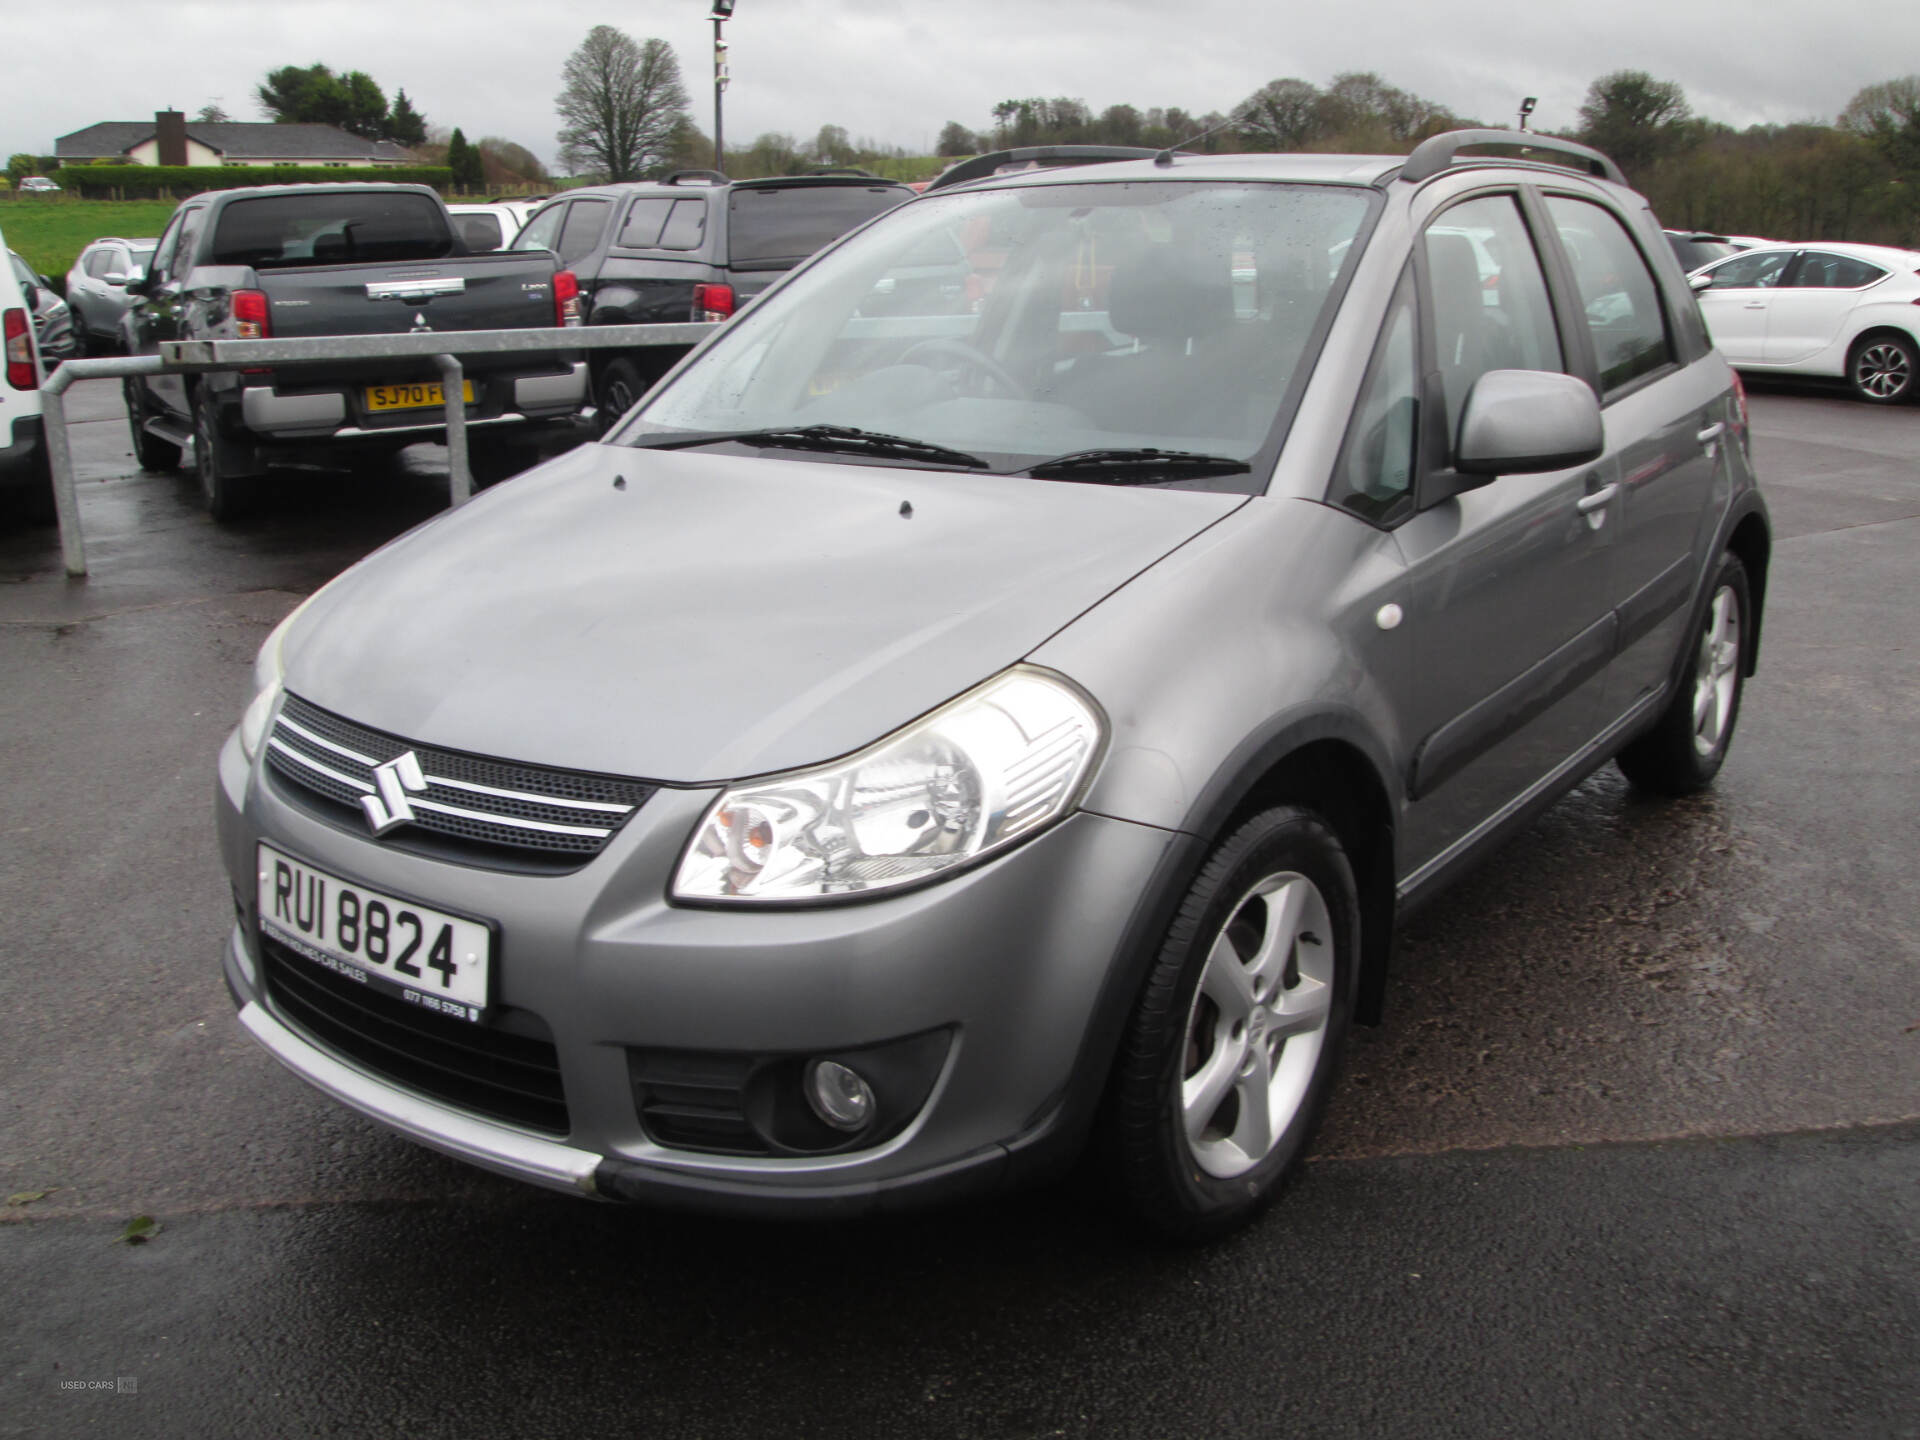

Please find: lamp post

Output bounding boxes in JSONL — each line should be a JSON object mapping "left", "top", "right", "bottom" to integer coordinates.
{"left": 1518, "top": 96, "right": 1537, "bottom": 133}
{"left": 712, "top": 0, "right": 734, "bottom": 175}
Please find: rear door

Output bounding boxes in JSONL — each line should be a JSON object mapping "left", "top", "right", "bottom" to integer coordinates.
{"left": 130, "top": 204, "right": 207, "bottom": 417}
{"left": 1763, "top": 250, "right": 1889, "bottom": 366}
{"left": 1390, "top": 189, "right": 1620, "bottom": 873}
{"left": 1538, "top": 192, "right": 1726, "bottom": 722}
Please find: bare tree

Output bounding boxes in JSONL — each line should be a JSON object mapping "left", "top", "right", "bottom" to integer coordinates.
{"left": 555, "top": 27, "right": 690, "bottom": 181}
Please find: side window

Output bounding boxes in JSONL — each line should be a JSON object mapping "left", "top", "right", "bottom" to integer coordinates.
{"left": 85, "top": 249, "right": 116, "bottom": 279}
{"left": 1701, "top": 250, "right": 1791, "bottom": 291}
{"left": 168, "top": 207, "right": 207, "bottom": 280}
{"left": 658, "top": 199, "right": 707, "bottom": 251}
{"left": 1331, "top": 269, "right": 1419, "bottom": 524}
{"left": 1543, "top": 196, "right": 1673, "bottom": 394}
{"left": 512, "top": 202, "right": 567, "bottom": 254}
{"left": 1422, "top": 195, "right": 1562, "bottom": 444}
{"left": 1788, "top": 252, "right": 1886, "bottom": 289}
{"left": 556, "top": 198, "right": 611, "bottom": 266}
{"left": 617, "top": 198, "right": 673, "bottom": 248}
{"left": 147, "top": 214, "right": 186, "bottom": 282}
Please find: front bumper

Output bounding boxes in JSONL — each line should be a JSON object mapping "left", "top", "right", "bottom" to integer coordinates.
{"left": 216, "top": 723, "right": 1176, "bottom": 1213}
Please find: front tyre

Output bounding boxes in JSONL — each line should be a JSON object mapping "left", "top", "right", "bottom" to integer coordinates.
{"left": 123, "top": 379, "right": 182, "bottom": 471}
{"left": 1616, "top": 552, "right": 1750, "bottom": 795}
{"left": 1108, "top": 806, "right": 1357, "bottom": 1240}
{"left": 1848, "top": 333, "right": 1916, "bottom": 405}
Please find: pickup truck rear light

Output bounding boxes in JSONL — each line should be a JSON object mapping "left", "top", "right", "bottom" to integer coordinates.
{"left": 4, "top": 308, "right": 36, "bottom": 390}
{"left": 692, "top": 283, "right": 735, "bottom": 322}
{"left": 554, "top": 270, "right": 582, "bottom": 327}
{"left": 233, "top": 289, "right": 271, "bottom": 340}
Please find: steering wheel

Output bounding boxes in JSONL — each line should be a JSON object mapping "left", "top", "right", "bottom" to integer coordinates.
{"left": 899, "top": 337, "right": 1027, "bottom": 398}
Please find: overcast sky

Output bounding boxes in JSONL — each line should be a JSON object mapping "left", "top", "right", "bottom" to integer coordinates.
{"left": 10, "top": 0, "right": 1915, "bottom": 169}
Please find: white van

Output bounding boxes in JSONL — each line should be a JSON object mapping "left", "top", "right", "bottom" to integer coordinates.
{"left": 0, "top": 220, "right": 53, "bottom": 521}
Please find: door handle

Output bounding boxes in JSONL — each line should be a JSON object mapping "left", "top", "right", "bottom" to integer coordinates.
{"left": 1696, "top": 422, "right": 1725, "bottom": 445}
{"left": 1576, "top": 484, "right": 1618, "bottom": 514}
{"left": 1742, "top": 301, "right": 1766, "bottom": 309}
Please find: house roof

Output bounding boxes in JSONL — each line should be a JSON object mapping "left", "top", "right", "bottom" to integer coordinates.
{"left": 55, "top": 121, "right": 409, "bottom": 162}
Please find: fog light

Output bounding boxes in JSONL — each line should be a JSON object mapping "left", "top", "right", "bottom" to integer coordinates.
{"left": 805, "top": 1059, "right": 874, "bottom": 1132}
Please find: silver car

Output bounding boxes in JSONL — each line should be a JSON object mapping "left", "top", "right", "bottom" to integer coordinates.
{"left": 215, "top": 131, "right": 1769, "bottom": 1237}
{"left": 62, "top": 237, "right": 156, "bottom": 355}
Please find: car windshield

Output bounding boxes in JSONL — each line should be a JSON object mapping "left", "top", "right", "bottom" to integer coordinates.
{"left": 627, "top": 180, "right": 1376, "bottom": 491}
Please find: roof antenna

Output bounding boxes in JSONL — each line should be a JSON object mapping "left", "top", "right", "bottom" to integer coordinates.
{"left": 1156, "top": 113, "right": 1244, "bottom": 167}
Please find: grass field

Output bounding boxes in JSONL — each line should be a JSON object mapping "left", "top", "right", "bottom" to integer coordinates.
{"left": 0, "top": 200, "right": 180, "bottom": 286}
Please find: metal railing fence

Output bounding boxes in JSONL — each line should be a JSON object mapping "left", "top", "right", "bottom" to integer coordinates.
{"left": 38, "top": 322, "right": 718, "bottom": 576}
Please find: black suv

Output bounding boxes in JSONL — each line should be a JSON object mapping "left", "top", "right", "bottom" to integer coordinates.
{"left": 510, "top": 170, "right": 915, "bottom": 418}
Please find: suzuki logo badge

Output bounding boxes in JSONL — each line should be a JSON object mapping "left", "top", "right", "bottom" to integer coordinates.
{"left": 362, "top": 751, "right": 428, "bottom": 836}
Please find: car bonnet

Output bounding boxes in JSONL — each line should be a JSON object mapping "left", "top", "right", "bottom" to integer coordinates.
{"left": 281, "top": 442, "right": 1246, "bottom": 783}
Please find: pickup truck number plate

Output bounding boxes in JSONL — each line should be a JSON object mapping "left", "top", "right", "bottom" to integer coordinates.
{"left": 366, "top": 381, "right": 475, "bottom": 412}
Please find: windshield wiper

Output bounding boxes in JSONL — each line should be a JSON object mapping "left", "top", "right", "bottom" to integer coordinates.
{"left": 1022, "top": 448, "right": 1252, "bottom": 483}
{"left": 635, "top": 424, "right": 986, "bottom": 469}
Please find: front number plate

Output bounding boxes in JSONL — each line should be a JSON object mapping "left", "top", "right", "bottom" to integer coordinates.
{"left": 257, "top": 844, "right": 492, "bottom": 1023}
{"left": 365, "top": 380, "right": 475, "bottom": 412}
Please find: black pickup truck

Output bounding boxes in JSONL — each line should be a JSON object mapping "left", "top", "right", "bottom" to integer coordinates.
{"left": 122, "top": 184, "right": 587, "bottom": 518}
{"left": 509, "top": 171, "right": 914, "bottom": 420}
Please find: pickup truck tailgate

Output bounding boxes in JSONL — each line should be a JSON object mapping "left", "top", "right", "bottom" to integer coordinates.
{"left": 260, "top": 251, "right": 564, "bottom": 337}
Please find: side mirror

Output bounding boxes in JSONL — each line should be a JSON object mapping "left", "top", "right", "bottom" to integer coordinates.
{"left": 1454, "top": 369, "right": 1604, "bottom": 477}
{"left": 123, "top": 273, "right": 151, "bottom": 296}
{"left": 104, "top": 271, "right": 131, "bottom": 286}
{"left": 1689, "top": 272, "right": 1713, "bottom": 293}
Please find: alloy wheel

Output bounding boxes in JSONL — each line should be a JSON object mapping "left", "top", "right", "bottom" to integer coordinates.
{"left": 1178, "top": 870, "right": 1334, "bottom": 1179}
{"left": 1692, "top": 585, "right": 1741, "bottom": 757}
{"left": 1853, "top": 342, "right": 1912, "bottom": 401}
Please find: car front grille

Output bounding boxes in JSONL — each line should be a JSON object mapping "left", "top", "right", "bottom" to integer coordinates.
{"left": 264, "top": 693, "right": 655, "bottom": 870}
{"left": 260, "top": 934, "right": 570, "bottom": 1135}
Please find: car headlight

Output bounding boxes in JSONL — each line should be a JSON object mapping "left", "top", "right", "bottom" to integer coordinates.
{"left": 673, "top": 667, "right": 1104, "bottom": 903}
{"left": 238, "top": 597, "right": 313, "bottom": 760}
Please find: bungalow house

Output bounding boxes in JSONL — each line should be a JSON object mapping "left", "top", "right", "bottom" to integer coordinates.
{"left": 55, "top": 111, "right": 411, "bottom": 168}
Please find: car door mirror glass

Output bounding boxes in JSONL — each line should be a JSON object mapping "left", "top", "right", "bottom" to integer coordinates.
{"left": 1454, "top": 369, "right": 1603, "bottom": 477}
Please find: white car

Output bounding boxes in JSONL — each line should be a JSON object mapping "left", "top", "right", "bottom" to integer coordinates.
{"left": 1690, "top": 241, "right": 1920, "bottom": 404}
{"left": 0, "top": 220, "right": 53, "bottom": 521}
{"left": 447, "top": 201, "right": 542, "bottom": 253}
{"left": 18, "top": 176, "right": 61, "bottom": 194}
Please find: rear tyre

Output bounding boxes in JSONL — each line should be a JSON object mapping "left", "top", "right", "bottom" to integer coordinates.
{"left": 1616, "top": 552, "right": 1750, "bottom": 795}
{"left": 1847, "top": 333, "right": 1916, "bottom": 405}
{"left": 194, "top": 388, "right": 256, "bottom": 522}
{"left": 1106, "top": 806, "right": 1357, "bottom": 1240}
{"left": 15, "top": 442, "right": 58, "bottom": 525}
{"left": 123, "top": 379, "right": 182, "bottom": 472}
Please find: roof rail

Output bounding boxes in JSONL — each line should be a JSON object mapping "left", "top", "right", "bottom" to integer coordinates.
{"left": 925, "top": 145, "right": 1163, "bottom": 193}
{"left": 1398, "top": 129, "right": 1627, "bottom": 187}
{"left": 802, "top": 166, "right": 881, "bottom": 179}
{"left": 662, "top": 169, "right": 731, "bottom": 187}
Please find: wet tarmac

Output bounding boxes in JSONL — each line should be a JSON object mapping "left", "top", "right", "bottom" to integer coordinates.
{"left": 2, "top": 381, "right": 1916, "bottom": 1436}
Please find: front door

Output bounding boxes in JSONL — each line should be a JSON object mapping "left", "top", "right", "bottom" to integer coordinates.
{"left": 1692, "top": 249, "right": 1794, "bottom": 366}
{"left": 1393, "top": 192, "right": 1619, "bottom": 876}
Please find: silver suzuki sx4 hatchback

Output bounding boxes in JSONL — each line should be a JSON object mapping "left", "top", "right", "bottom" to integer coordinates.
{"left": 217, "top": 133, "right": 1768, "bottom": 1237}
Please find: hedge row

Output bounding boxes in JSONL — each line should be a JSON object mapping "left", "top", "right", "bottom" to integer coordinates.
{"left": 61, "top": 165, "right": 455, "bottom": 198}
